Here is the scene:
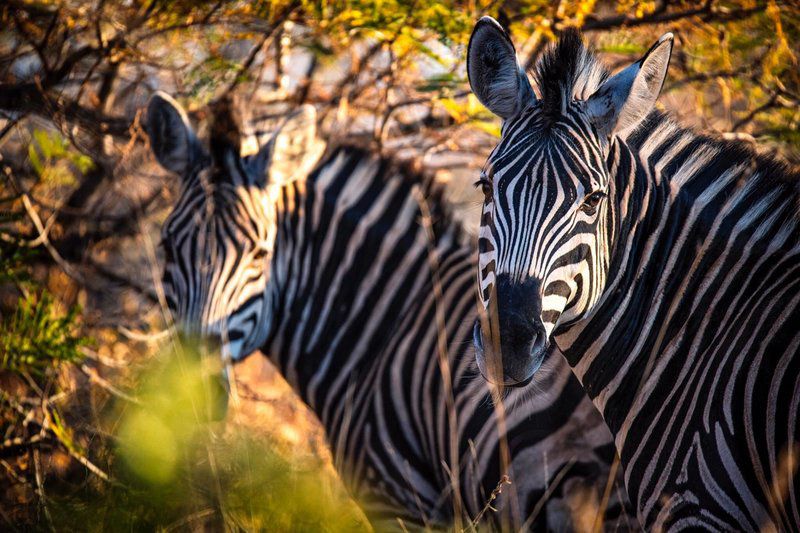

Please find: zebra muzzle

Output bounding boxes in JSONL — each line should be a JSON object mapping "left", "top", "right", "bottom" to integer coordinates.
{"left": 473, "top": 319, "right": 545, "bottom": 388}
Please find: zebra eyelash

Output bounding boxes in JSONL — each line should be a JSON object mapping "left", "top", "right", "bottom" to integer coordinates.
{"left": 473, "top": 176, "right": 492, "bottom": 196}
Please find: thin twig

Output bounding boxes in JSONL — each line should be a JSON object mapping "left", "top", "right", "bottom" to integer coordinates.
{"left": 414, "top": 188, "right": 463, "bottom": 530}
{"left": 0, "top": 458, "right": 29, "bottom": 484}
{"left": 0, "top": 433, "right": 45, "bottom": 452}
{"left": 2, "top": 166, "right": 89, "bottom": 285}
{"left": 117, "top": 326, "right": 171, "bottom": 343}
{"left": 519, "top": 458, "right": 577, "bottom": 531}
{"left": 62, "top": 446, "right": 112, "bottom": 483}
{"left": 32, "top": 447, "right": 55, "bottom": 532}
{"left": 163, "top": 508, "right": 218, "bottom": 532}
{"left": 733, "top": 94, "right": 779, "bottom": 131}
{"left": 81, "top": 346, "right": 128, "bottom": 368}
{"left": 80, "top": 363, "right": 141, "bottom": 405}
{"left": 469, "top": 475, "right": 512, "bottom": 528}
{"left": 592, "top": 453, "right": 621, "bottom": 533}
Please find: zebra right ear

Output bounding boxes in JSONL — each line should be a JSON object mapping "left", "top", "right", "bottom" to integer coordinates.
{"left": 467, "top": 16, "right": 535, "bottom": 120}
{"left": 145, "top": 92, "right": 204, "bottom": 176}
{"left": 252, "top": 104, "right": 325, "bottom": 187}
{"left": 586, "top": 33, "right": 673, "bottom": 137}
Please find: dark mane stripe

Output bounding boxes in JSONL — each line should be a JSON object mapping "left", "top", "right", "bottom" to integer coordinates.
{"left": 531, "top": 28, "right": 609, "bottom": 122}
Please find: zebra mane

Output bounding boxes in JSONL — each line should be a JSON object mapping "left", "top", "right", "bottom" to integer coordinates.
{"left": 531, "top": 28, "right": 609, "bottom": 122}
{"left": 325, "top": 144, "right": 467, "bottom": 248}
{"left": 209, "top": 95, "right": 243, "bottom": 164}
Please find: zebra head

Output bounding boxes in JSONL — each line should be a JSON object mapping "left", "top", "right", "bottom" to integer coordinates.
{"left": 467, "top": 18, "right": 673, "bottom": 386}
{"left": 145, "top": 93, "right": 322, "bottom": 363}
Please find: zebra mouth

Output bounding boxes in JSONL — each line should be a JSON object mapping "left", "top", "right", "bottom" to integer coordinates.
{"left": 473, "top": 321, "right": 538, "bottom": 388}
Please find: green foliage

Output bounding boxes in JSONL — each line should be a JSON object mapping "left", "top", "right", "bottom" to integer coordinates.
{"left": 0, "top": 189, "right": 88, "bottom": 377}
{"left": 117, "top": 345, "right": 228, "bottom": 485}
{"left": 0, "top": 193, "right": 29, "bottom": 286}
{"left": 0, "top": 240, "right": 35, "bottom": 285}
{"left": 0, "top": 292, "right": 87, "bottom": 375}
{"left": 27, "top": 129, "right": 94, "bottom": 186}
{"left": 49, "top": 344, "right": 369, "bottom": 532}
{"left": 596, "top": 41, "right": 647, "bottom": 55}
{"left": 187, "top": 54, "right": 250, "bottom": 102}
{"left": 298, "top": 0, "right": 475, "bottom": 60}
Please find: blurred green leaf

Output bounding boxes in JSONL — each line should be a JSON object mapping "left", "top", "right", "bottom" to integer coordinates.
{"left": 27, "top": 129, "right": 94, "bottom": 186}
{"left": 0, "top": 292, "right": 88, "bottom": 376}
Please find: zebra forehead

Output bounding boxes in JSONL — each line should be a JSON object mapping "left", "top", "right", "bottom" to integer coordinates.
{"left": 489, "top": 132, "right": 600, "bottom": 194}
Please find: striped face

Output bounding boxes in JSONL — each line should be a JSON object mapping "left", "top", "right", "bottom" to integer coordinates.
{"left": 474, "top": 105, "right": 614, "bottom": 383}
{"left": 160, "top": 161, "right": 275, "bottom": 362}
{"left": 467, "top": 18, "right": 673, "bottom": 385}
{"left": 145, "top": 94, "right": 320, "bottom": 363}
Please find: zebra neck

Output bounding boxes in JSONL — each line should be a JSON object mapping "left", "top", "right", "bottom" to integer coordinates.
{"left": 262, "top": 147, "right": 462, "bottom": 421}
{"left": 556, "top": 120, "right": 800, "bottom": 445}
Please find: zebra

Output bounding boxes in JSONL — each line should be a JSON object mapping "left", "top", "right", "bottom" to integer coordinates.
{"left": 467, "top": 16, "right": 800, "bottom": 530}
{"left": 143, "top": 92, "right": 636, "bottom": 530}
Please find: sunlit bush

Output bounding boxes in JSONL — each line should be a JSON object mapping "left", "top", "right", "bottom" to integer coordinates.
{"left": 49, "top": 343, "right": 369, "bottom": 532}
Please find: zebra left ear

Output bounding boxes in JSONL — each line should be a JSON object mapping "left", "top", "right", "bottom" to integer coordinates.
{"left": 145, "top": 92, "right": 205, "bottom": 176}
{"left": 467, "top": 16, "right": 535, "bottom": 120}
{"left": 251, "top": 105, "right": 325, "bottom": 187}
{"left": 586, "top": 33, "right": 673, "bottom": 137}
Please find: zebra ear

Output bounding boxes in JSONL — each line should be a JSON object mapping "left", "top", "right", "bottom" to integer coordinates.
{"left": 253, "top": 104, "right": 325, "bottom": 186}
{"left": 145, "top": 92, "right": 204, "bottom": 176}
{"left": 467, "top": 16, "right": 535, "bottom": 120}
{"left": 586, "top": 33, "right": 673, "bottom": 137}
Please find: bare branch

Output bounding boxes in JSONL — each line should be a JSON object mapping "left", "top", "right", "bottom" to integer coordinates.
{"left": 581, "top": 1, "right": 772, "bottom": 32}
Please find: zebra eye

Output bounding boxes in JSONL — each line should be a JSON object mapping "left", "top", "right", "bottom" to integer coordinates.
{"left": 474, "top": 177, "right": 492, "bottom": 197}
{"left": 580, "top": 190, "right": 605, "bottom": 214}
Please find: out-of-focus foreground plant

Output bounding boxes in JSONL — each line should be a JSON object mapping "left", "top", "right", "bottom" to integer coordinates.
{"left": 48, "top": 343, "right": 368, "bottom": 531}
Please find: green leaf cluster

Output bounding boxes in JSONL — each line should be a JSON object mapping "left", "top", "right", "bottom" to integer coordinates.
{"left": 0, "top": 292, "right": 87, "bottom": 375}
{"left": 0, "top": 192, "right": 89, "bottom": 378}
{"left": 27, "top": 129, "right": 94, "bottom": 186}
{"left": 0, "top": 240, "right": 35, "bottom": 285}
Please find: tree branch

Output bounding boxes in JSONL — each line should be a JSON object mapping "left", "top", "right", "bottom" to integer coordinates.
{"left": 581, "top": 1, "right": 772, "bottom": 32}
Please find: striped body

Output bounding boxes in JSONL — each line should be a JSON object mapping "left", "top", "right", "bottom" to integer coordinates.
{"left": 467, "top": 20, "right": 800, "bottom": 530}
{"left": 145, "top": 96, "right": 633, "bottom": 529}
{"left": 560, "top": 116, "right": 800, "bottom": 530}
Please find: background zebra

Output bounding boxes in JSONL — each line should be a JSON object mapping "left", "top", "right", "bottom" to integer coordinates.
{"left": 467, "top": 17, "right": 800, "bottom": 530}
{"left": 144, "top": 92, "right": 635, "bottom": 530}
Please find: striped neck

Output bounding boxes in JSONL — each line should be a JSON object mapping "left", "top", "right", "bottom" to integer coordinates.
{"left": 554, "top": 113, "right": 800, "bottom": 444}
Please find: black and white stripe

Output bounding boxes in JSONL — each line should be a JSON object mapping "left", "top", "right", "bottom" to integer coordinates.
{"left": 145, "top": 93, "right": 635, "bottom": 529}
{"left": 468, "top": 18, "right": 800, "bottom": 530}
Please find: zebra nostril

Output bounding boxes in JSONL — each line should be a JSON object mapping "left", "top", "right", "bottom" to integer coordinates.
{"left": 473, "top": 320, "right": 484, "bottom": 353}
{"left": 226, "top": 329, "right": 244, "bottom": 342}
{"left": 529, "top": 330, "right": 539, "bottom": 350}
{"left": 529, "top": 328, "right": 547, "bottom": 357}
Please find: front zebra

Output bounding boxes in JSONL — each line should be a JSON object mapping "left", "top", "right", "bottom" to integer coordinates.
{"left": 144, "top": 93, "right": 635, "bottom": 530}
{"left": 467, "top": 17, "right": 800, "bottom": 530}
